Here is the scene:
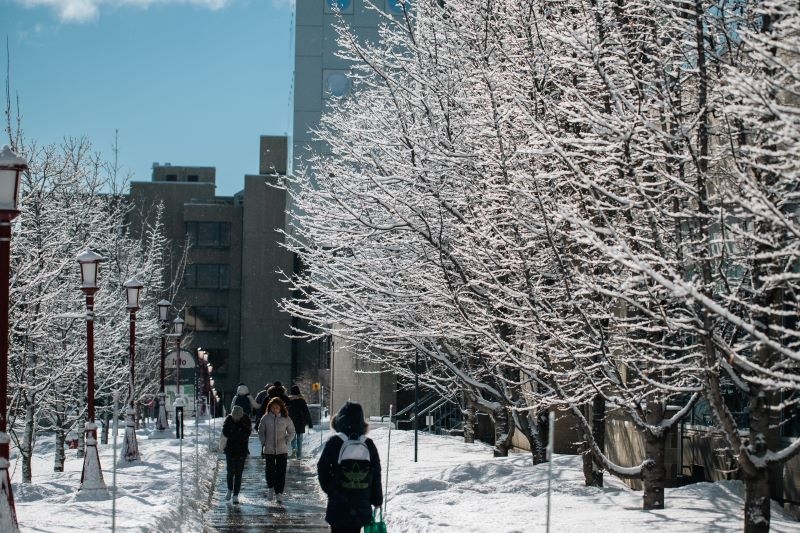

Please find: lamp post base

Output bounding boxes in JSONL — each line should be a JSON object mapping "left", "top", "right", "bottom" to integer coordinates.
{"left": 150, "top": 393, "right": 171, "bottom": 439}
{"left": 78, "top": 423, "right": 109, "bottom": 499}
{"left": 120, "top": 406, "right": 140, "bottom": 462}
{"left": 0, "top": 433, "right": 18, "bottom": 532}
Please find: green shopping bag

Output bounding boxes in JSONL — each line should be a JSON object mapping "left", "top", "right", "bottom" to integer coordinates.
{"left": 363, "top": 508, "right": 387, "bottom": 533}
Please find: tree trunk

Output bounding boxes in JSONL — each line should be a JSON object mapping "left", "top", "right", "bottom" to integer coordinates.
{"left": 515, "top": 410, "right": 547, "bottom": 464}
{"left": 642, "top": 402, "right": 666, "bottom": 510}
{"left": 743, "top": 468, "right": 771, "bottom": 533}
{"left": 53, "top": 427, "right": 65, "bottom": 472}
{"left": 742, "top": 384, "right": 771, "bottom": 533}
{"left": 101, "top": 411, "right": 110, "bottom": 445}
{"left": 463, "top": 403, "right": 476, "bottom": 444}
{"left": 582, "top": 398, "right": 604, "bottom": 487}
{"left": 21, "top": 402, "right": 34, "bottom": 483}
{"left": 493, "top": 406, "right": 513, "bottom": 457}
{"left": 76, "top": 416, "right": 85, "bottom": 458}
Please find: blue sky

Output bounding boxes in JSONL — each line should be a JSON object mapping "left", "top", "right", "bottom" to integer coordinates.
{"left": 0, "top": 0, "right": 294, "bottom": 196}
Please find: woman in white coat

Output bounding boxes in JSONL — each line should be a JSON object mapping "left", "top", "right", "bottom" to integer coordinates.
{"left": 258, "top": 397, "right": 295, "bottom": 503}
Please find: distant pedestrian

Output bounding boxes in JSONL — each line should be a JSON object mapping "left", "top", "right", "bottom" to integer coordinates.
{"left": 258, "top": 397, "right": 296, "bottom": 504}
{"left": 222, "top": 405, "right": 252, "bottom": 504}
{"left": 287, "top": 385, "right": 314, "bottom": 459}
{"left": 253, "top": 382, "right": 271, "bottom": 430}
{"left": 317, "top": 401, "right": 383, "bottom": 533}
{"left": 231, "top": 383, "right": 259, "bottom": 418}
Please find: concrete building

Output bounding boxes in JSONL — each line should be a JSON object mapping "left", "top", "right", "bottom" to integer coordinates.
{"left": 128, "top": 136, "right": 296, "bottom": 410}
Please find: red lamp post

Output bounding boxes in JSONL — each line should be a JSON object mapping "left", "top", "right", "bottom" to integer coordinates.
{"left": 0, "top": 145, "right": 25, "bottom": 531}
{"left": 76, "top": 249, "right": 108, "bottom": 497}
{"left": 172, "top": 316, "right": 184, "bottom": 439}
{"left": 121, "top": 277, "right": 143, "bottom": 462}
{"left": 153, "top": 299, "right": 171, "bottom": 436}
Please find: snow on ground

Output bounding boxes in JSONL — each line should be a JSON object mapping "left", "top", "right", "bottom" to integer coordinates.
{"left": 13, "top": 418, "right": 218, "bottom": 532}
{"left": 9, "top": 418, "right": 800, "bottom": 532}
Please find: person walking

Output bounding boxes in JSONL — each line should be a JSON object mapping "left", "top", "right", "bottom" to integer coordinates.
{"left": 253, "top": 382, "right": 271, "bottom": 431}
{"left": 231, "top": 383, "right": 259, "bottom": 419}
{"left": 317, "top": 401, "right": 383, "bottom": 533}
{"left": 221, "top": 405, "right": 252, "bottom": 504}
{"left": 258, "top": 397, "right": 295, "bottom": 504}
{"left": 287, "top": 385, "right": 314, "bottom": 459}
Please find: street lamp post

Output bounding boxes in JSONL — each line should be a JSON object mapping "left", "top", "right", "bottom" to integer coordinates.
{"left": 172, "top": 316, "right": 184, "bottom": 439}
{"left": 121, "top": 277, "right": 143, "bottom": 462}
{"left": 152, "top": 299, "right": 171, "bottom": 438}
{"left": 76, "top": 250, "right": 108, "bottom": 497}
{"left": 0, "top": 145, "right": 25, "bottom": 531}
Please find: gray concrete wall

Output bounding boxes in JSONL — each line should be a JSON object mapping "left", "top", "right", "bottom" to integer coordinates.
{"left": 239, "top": 174, "right": 294, "bottom": 389}
{"left": 329, "top": 333, "right": 395, "bottom": 421}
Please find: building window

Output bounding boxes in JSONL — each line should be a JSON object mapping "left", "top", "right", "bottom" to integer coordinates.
{"left": 165, "top": 174, "right": 178, "bottom": 181}
{"left": 184, "top": 264, "right": 229, "bottom": 289}
{"left": 186, "top": 306, "right": 228, "bottom": 332}
{"left": 323, "top": 70, "right": 351, "bottom": 99}
{"left": 186, "top": 221, "right": 231, "bottom": 248}
{"left": 187, "top": 174, "right": 199, "bottom": 182}
{"left": 325, "top": 0, "right": 353, "bottom": 13}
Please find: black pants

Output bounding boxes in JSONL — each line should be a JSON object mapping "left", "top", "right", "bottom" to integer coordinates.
{"left": 226, "top": 454, "right": 246, "bottom": 494}
{"left": 331, "top": 527, "right": 362, "bottom": 533}
{"left": 264, "top": 453, "right": 288, "bottom": 493}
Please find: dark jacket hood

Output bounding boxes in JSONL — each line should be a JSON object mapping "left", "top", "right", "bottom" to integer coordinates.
{"left": 334, "top": 401, "right": 366, "bottom": 438}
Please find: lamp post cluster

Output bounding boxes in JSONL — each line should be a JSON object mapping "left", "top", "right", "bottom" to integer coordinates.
{"left": 152, "top": 304, "right": 184, "bottom": 440}
{"left": 0, "top": 146, "right": 201, "bottom": 528}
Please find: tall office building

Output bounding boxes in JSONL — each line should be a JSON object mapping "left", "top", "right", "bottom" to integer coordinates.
{"left": 128, "top": 136, "right": 295, "bottom": 410}
{"left": 292, "top": 0, "right": 404, "bottom": 417}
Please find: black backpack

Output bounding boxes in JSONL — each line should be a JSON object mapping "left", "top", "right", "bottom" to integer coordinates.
{"left": 334, "top": 433, "right": 372, "bottom": 491}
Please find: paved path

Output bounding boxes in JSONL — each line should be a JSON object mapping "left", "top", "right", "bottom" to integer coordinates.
{"left": 204, "top": 435, "right": 329, "bottom": 532}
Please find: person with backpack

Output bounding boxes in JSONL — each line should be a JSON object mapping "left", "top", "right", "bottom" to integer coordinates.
{"left": 257, "top": 397, "right": 295, "bottom": 503}
{"left": 231, "top": 383, "right": 259, "bottom": 419}
{"left": 317, "top": 401, "right": 383, "bottom": 533}
{"left": 221, "top": 405, "right": 252, "bottom": 504}
{"left": 287, "top": 385, "right": 314, "bottom": 459}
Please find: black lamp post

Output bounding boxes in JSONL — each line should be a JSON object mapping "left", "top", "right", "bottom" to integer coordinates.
{"left": 121, "top": 277, "right": 143, "bottom": 462}
{"left": 172, "top": 315, "right": 184, "bottom": 439}
{"left": 76, "top": 249, "right": 108, "bottom": 496}
{"left": 154, "top": 299, "right": 171, "bottom": 435}
{"left": 0, "top": 145, "right": 25, "bottom": 531}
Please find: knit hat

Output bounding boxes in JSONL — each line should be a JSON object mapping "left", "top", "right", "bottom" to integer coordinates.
{"left": 334, "top": 401, "right": 366, "bottom": 438}
{"left": 290, "top": 385, "right": 301, "bottom": 395}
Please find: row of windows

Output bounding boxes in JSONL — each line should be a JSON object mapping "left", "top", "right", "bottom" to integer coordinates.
{"left": 184, "top": 264, "right": 229, "bottom": 289}
{"left": 325, "top": 1, "right": 406, "bottom": 14}
{"left": 186, "top": 221, "right": 230, "bottom": 248}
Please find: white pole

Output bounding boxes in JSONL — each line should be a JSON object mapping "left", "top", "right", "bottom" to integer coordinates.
{"left": 384, "top": 404, "right": 392, "bottom": 513}
{"left": 195, "top": 398, "right": 199, "bottom": 499}
{"left": 111, "top": 391, "right": 119, "bottom": 533}
{"left": 179, "top": 417, "right": 183, "bottom": 518}
{"left": 546, "top": 411, "right": 555, "bottom": 533}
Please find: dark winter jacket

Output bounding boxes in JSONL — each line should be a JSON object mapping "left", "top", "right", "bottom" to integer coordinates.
{"left": 231, "top": 384, "right": 258, "bottom": 416}
{"left": 222, "top": 413, "right": 252, "bottom": 457}
{"left": 287, "top": 394, "right": 314, "bottom": 434}
{"left": 254, "top": 383, "right": 290, "bottom": 421}
{"left": 317, "top": 402, "right": 382, "bottom": 528}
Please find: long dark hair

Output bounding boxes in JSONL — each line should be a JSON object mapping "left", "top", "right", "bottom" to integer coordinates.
{"left": 266, "top": 397, "right": 288, "bottom": 417}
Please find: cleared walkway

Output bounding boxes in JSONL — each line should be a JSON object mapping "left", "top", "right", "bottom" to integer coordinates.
{"left": 204, "top": 435, "right": 329, "bottom": 532}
